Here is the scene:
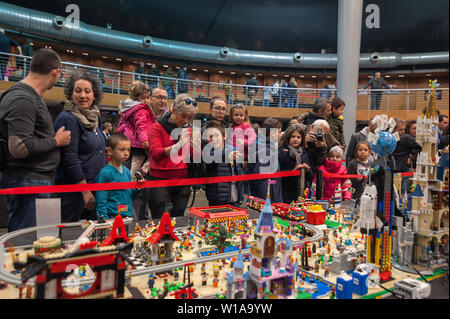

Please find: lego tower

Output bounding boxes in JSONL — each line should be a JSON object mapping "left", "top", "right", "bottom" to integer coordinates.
{"left": 410, "top": 80, "right": 449, "bottom": 265}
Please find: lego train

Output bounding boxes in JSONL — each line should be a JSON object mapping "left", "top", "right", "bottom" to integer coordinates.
{"left": 246, "top": 196, "right": 330, "bottom": 222}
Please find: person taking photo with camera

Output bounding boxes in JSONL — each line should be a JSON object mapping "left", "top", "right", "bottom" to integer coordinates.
{"left": 304, "top": 119, "right": 339, "bottom": 176}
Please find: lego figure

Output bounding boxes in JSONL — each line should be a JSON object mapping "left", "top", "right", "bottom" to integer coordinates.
{"left": 312, "top": 243, "right": 317, "bottom": 254}
{"left": 147, "top": 274, "right": 155, "bottom": 290}
{"left": 173, "top": 270, "right": 179, "bottom": 281}
{"left": 314, "top": 261, "right": 320, "bottom": 274}
{"left": 330, "top": 287, "right": 336, "bottom": 299}
{"left": 213, "top": 274, "right": 219, "bottom": 288}
{"left": 324, "top": 266, "right": 330, "bottom": 277}
{"left": 202, "top": 272, "right": 208, "bottom": 286}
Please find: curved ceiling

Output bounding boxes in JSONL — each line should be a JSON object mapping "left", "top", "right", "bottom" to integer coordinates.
{"left": 2, "top": 0, "right": 448, "bottom": 54}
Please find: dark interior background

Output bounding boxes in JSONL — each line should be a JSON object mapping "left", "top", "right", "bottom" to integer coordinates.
{"left": 2, "top": 0, "right": 449, "bottom": 54}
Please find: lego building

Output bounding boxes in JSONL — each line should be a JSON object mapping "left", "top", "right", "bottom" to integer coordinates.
{"left": 409, "top": 84, "right": 449, "bottom": 265}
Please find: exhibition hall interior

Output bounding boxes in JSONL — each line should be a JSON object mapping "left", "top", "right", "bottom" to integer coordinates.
{"left": 0, "top": 0, "right": 448, "bottom": 302}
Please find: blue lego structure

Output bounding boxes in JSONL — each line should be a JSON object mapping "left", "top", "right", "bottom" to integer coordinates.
{"left": 352, "top": 269, "right": 369, "bottom": 296}
{"left": 336, "top": 272, "right": 353, "bottom": 299}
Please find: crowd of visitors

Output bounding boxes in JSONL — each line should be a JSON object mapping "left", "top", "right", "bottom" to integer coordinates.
{"left": 0, "top": 47, "right": 448, "bottom": 233}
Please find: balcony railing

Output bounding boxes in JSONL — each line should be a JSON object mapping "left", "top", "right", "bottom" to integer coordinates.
{"left": 1, "top": 51, "right": 448, "bottom": 112}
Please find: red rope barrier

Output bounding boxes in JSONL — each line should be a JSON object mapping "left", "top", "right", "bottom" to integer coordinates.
{"left": 0, "top": 169, "right": 416, "bottom": 196}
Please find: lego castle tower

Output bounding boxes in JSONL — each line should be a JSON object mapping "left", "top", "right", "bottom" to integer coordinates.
{"left": 410, "top": 80, "right": 449, "bottom": 265}
{"left": 248, "top": 180, "right": 295, "bottom": 298}
{"left": 251, "top": 182, "right": 276, "bottom": 283}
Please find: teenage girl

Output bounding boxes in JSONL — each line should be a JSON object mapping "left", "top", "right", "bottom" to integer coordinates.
{"left": 278, "top": 124, "right": 311, "bottom": 203}
{"left": 346, "top": 141, "right": 372, "bottom": 201}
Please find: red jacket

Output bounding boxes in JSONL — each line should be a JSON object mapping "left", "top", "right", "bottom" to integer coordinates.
{"left": 314, "top": 158, "right": 352, "bottom": 200}
{"left": 149, "top": 122, "right": 190, "bottom": 179}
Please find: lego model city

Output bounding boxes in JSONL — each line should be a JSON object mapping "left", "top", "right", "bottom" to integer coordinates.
{"left": 0, "top": 82, "right": 448, "bottom": 300}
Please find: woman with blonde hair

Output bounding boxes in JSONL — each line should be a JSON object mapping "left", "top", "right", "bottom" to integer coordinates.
{"left": 146, "top": 93, "right": 198, "bottom": 218}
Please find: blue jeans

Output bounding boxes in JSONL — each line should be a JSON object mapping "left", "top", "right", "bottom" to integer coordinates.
{"left": 288, "top": 95, "right": 296, "bottom": 108}
{"left": 371, "top": 93, "right": 382, "bottom": 110}
{"left": 280, "top": 92, "right": 286, "bottom": 107}
{"left": 1, "top": 173, "right": 52, "bottom": 232}
{"left": 164, "top": 86, "right": 175, "bottom": 99}
{"left": 263, "top": 99, "right": 270, "bottom": 107}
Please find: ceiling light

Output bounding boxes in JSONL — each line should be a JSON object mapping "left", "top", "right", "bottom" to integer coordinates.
{"left": 426, "top": 74, "right": 432, "bottom": 77}
{"left": 272, "top": 74, "right": 277, "bottom": 77}
{"left": 116, "top": 58, "right": 122, "bottom": 61}
{"left": 258, "top": 74, "right": 262, "bottom": 76}
{"left": 163, "top": 65, "right": 168, "bottom": 68}
{"left": 300, "top": 75, "right": 304, "bottom": 78}
{"left": 102, "top": 56, "right": 108, "bottom": 59}
{"left": 385, "top": 75, "right": 391, "bottom": 78}
{"left": 245, "top": 73, "right": 251, "bottom": 76}
{"left": 83, "top": 52, "right": 89, "bottom": 56}
{"left": 285, "top": 75, "right": 289, "bottom": 77}
{"left": 192, "top": 68, "right": 197, "bottom": 71}
{"left": 218, "top": 71, "right": 223, "bottom": 73}
{"left": 312, "top": 75, "right": 317, "bottom": 78}
{"left": 230, "top": 72, "right": 236, "bottom": 75}
{"left": 398, "top": 74, "right": 404, "bottom": 78}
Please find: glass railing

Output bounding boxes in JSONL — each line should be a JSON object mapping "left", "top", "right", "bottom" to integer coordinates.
{"left": 1, "top": 51, "right": 448, "bottom": 112}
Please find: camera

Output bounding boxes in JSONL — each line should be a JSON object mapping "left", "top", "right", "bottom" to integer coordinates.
{"left": 315, "top": 128, "right": 324, "bottom": 142}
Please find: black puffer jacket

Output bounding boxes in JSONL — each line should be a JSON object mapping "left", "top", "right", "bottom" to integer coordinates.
{"left": 392, "top": 134, "right": 422, "bottom": 172}
{"left": 205, "top": 148, "right": 244, "bottom": 205}
{"left": 278, "top": 148, "right": 312, "bottom": 203}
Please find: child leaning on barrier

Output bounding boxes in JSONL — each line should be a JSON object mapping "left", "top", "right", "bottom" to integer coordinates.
{"left": 203, "top": 120, "right": 244, "bottom": 208}
{"left": 95, "top": 133, "right": 144, "bottom": 220}
{"left": 312, "top": 146, "right": 352, "bottom": 201}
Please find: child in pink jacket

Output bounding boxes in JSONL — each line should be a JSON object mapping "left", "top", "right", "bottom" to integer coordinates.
{"left": 313, "top": 146, "right": 352, "bottom": 200}
{"left": 226, "top": 104, "right": 257, "bottom": 160}
{"left": 117, "top": 81, "right": 155, "bottom": 179}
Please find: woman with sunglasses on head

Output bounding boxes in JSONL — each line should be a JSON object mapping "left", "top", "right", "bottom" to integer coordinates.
{"left": 146, "top": 93, "right": 199, "bottom": 219}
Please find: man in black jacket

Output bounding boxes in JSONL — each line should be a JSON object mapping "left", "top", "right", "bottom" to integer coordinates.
{"left": 245, "top": 74, "right": 258, "bottom": 106}
{"left": 0, "top": 48, "right": 71, "bottom": 231}
{"left": 362, "top": 72, "right": 391, "bottom": 110}
{"left": 392, "top": 119, "right": 421, "bottom": 195}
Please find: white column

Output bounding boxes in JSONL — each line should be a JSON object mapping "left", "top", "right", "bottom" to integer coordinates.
{"left": 337, "top": 0, "right": 364, "bottom": 153}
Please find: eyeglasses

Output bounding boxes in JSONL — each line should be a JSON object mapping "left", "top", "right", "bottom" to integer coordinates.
{"left": 185, "top": 98, "right": 198, "bottom": 107}
{"left": 212, "top": 106, "right": 227, "bottom": 112}
{"left": 153, "top": 95, "right": 168, "bottom": 100}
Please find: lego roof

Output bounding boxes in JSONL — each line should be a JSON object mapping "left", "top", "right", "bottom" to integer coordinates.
{"left": 412, "top": 184, "right": 424, "bottom": 197}
{"left": 234, "top": 252, "right": 245, "bottom": 270}
{"left": 256, "top": 196, "right": 274, "bottom": 233}
{"left": 147, "top": 212, "right": 179, "bottom": 244}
